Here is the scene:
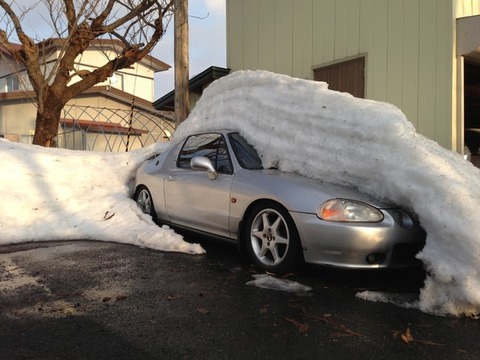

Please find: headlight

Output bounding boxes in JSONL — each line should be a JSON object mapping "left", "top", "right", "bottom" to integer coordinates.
{"left": 317, "top": 199, "right": 384, "bottom": 223}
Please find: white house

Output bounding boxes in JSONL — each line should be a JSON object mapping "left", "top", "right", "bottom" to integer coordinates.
{"left": 0, "top": 39, "right": 174, "bottom": 151}
{"left": 226, "top": 0, "right": 480, "bottom": 164}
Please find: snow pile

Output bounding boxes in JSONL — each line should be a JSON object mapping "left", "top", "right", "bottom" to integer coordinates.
{"left": 356, "top": 291, "right": 423, "bottom": 311}
{"left": 246, "top": 274, "right": 312, "bottom": 294}
{"left": 175, "top": 70, "right": 480, "bottom": 317}
{"left": 2, "top": 70, "right": 480, "bottom": 317}
{"left": 0, "top": 140, "right": 204, "bottom": 254}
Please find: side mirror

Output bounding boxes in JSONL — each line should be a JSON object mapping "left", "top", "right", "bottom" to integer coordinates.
{"left": 190, "top": 156, "right": 218, "bottom": 180}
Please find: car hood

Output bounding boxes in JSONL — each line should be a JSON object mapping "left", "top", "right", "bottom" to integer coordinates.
{"left": 247, "top": 169, "right": 394, "bottom": 209}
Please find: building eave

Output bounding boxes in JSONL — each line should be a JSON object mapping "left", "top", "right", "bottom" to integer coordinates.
{"left": 0, "top": 87, "right": 174, "bottom": 122}
{"left": 153, "top": 66, "right": 230, "bottom": 111}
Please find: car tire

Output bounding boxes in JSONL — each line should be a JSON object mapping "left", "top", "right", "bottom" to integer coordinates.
{"left": 134, "top": 185, "right": 157, "bottom": 222}
{"left": 244, "top": 202, "right": 302, "bottom": 274}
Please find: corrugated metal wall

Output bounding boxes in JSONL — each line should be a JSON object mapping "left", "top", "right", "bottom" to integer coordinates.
{"left": 226, "top": 0, "right": 470, "bottom": 150}
{"left": 456, "top": 0, "right": 480, "bottom": 17}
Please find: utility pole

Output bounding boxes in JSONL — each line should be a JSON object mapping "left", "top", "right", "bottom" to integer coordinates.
{"left": 174, "top": 0, "right": 190, "bottom": 127}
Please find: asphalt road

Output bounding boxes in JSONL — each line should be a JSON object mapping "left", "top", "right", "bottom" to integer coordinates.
{"left": 0, "top": 238, "right": 479, "bottom": 360}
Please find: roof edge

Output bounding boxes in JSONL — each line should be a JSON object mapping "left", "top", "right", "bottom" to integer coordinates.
{"left": 153, "top": 66, "right": 230, "bottom": 111}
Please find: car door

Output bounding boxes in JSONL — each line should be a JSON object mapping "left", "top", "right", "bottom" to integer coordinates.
{"left": 164, "top": 133, "right": 234, "bottom": 238}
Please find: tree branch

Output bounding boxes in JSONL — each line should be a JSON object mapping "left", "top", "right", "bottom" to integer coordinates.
{"left": 102, "top": 0, "right": 159, "bottom": 33}
{"left": 0, "top": 0, "right": 46, "bottom": 94}
{"left": 91, "top": 0, "right": 116, "bottom": 28}
{"left": 63, "top": 0, "right": 76, "bottom": 33}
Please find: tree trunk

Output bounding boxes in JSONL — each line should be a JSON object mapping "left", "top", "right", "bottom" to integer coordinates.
{"left": 32, "top": 104, "right": 64, "bottom": 147}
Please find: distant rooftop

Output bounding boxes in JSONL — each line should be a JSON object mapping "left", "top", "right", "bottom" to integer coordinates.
{"left": 153, "top": 66, "right": 230, "bottom": 111}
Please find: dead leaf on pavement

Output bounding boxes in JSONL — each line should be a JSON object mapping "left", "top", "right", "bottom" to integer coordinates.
{"left": 312, "top": 315, "right": 363, "bottom": 337}
{"left": 394, "top": 326, "right": 445, "bottom": 347}
{"left": 400, "top": 326, "right": 414, "bottom": 344}
{"left": 197, "top": 307, "right": 209, "bottom": 315}
{"left": 284, "top": 317, "right": 310, "bottom": 334}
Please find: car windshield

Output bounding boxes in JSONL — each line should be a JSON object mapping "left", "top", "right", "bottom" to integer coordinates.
{"left": 228, "top": 133, "right": 264, "bottom": 170}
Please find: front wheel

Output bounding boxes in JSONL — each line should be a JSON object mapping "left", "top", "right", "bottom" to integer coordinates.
{"left": 134, "top": 185, "right": 157, "bottom": 222}
{"left": 244, "top": 202, "right": 302, "bottom": 274}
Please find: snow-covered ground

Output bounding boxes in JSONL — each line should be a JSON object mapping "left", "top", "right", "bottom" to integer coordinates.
{"left": 0, "top": 138, "right": 203, "bottom": 254}
{"left": 1, "top": 70, "right": 480, "bottom": 317}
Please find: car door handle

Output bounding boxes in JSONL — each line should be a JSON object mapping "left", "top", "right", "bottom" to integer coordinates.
{"left": 167, "top": 175, "right": 175, "bottom": 181}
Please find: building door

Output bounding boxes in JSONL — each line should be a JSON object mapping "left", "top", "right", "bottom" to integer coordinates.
{"left": 464, "top": 60, "right": 480, "bottom": 167}
{"left": 314, "top": 57, "right": 365, "bottom": 98}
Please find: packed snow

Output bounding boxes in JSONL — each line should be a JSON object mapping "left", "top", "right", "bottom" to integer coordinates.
{"left": 1, "top": 70, "right": 480, "bottom": 317}
{"left": 175, "top": 70, "right": 480, "bottom": 317}
{"left": 247, "top": 274, "right": 312, "bottom": 295}
{"left": 0, "top": 139, "right": 203, "bottom": 254}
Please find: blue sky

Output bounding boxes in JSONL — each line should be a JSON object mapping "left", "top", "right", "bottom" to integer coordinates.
{"left": 153, "top": 0, "right": 227, "bottom": 99}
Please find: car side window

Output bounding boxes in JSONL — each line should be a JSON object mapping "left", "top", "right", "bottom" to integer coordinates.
{"left": 177, "top": 133, "right": 233, "bottom": 174}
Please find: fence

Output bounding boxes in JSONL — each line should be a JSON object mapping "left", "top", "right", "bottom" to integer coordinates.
{"left": 58, "top": 105, "right": 175, "bottom": 152}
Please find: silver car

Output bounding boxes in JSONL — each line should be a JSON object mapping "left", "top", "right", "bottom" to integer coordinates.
{"left": 134, "top": 130, "right": 425, "bottom": 273}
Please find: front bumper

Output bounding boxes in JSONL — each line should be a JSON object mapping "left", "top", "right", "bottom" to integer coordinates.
{"left": 290, "top": 209, "right": 426, "bottom": 269}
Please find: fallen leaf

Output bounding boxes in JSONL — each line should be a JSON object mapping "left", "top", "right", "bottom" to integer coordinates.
{"left": 197, "top": 308, "right": 209, "bottom": 315}
{"left": 284, "top": 317, "right": 310, "bottom": 334}
{"left": 396, "top": 326, "right": 413, "bottom": 344}
{"left": 414, "top": 339, "right": 445, "bottom": 347}
{"left": 394, "top": 326, "right": 444, "bottom": 347}
{"left": 401, "top": 327, "right": 413, "bottom": 344}
{"left": 103, "top": 211, "right": 115, "bottom": 220}
{"left": 312, "top": 315, "right": 363, "bottom": 337}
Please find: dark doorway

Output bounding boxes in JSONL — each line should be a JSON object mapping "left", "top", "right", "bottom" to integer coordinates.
{"left": 464, "top": 60, "right": 480, "bottom": 167}
{"left": 314, "top": 57, "right": 365, "bottom": 98}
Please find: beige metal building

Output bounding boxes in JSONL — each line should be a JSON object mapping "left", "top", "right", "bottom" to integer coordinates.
{"left": 226, "top": 0, "right": 480, "bottom": 156}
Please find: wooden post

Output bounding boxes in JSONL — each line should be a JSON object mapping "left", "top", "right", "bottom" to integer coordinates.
{"left": 174, "top": 0, "right": 190, "bottom": 127}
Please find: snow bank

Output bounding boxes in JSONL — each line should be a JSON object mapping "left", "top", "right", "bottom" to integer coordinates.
{"left": 175, "top": 70, "right": 480, "bottom": 317}
{"left": 0, "top": 140, "right": 204, "bottom": 255}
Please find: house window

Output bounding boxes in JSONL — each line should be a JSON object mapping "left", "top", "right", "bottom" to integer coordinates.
{"left": 314, "top": 57, "right": 365, "bottom": 98}
{"left": 108, "top": 72, "right": 123, "bottom": 90}
{"left": 6, "top": 75, "right": 20, "bottom": 92}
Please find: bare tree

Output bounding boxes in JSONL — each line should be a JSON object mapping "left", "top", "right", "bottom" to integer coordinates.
{"left": 0, "top": 0, "right": 174, "bottom": 147}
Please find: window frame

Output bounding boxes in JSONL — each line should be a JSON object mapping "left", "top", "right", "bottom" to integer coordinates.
{"left": 176, "top": 132, "right": 234, "bottom": 175}
{"left": 228, "top": 132, "right": 263, "bottom": 170}
{"left": 6, "top": 75, "right": 20, "bottom": 92}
